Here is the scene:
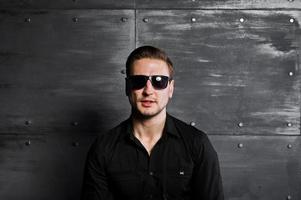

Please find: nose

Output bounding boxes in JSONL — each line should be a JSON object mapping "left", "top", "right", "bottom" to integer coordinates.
{"left": 142, "top": 79, "right": 154, "bottom": 95}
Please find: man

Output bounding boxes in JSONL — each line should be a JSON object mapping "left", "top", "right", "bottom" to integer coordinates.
{"left": 81, "top": 46, "right": 224, "bottom": 200}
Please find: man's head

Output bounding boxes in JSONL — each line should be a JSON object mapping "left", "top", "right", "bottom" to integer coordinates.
{"left": 125, "top": 46, "right": 175, "bottom": 119}
{"left": 126, "top": 46, "right": 174, "bottom": 79}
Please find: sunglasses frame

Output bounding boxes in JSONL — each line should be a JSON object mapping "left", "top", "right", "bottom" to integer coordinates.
{"left": 126, "top": 75, "right": 173, "bottom": 90}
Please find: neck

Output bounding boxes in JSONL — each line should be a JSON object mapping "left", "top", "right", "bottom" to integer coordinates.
{"left": 132, "top": 111, "right": 167, "bottom": 140}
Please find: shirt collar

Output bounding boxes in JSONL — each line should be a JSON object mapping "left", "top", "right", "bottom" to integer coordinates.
{"left": 164, "top": 113, "right": 180, "bottom": 138}
{"left": 125, "top": 113, "right": 180, "bottom": 141}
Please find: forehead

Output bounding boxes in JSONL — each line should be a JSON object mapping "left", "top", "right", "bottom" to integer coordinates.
{"left": 131, "top": 58, "right": 170, "bottom": 75}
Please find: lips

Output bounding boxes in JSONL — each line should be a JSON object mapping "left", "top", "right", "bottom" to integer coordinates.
{"left": 140, "top": 99, "right": 155, "bottom": 107}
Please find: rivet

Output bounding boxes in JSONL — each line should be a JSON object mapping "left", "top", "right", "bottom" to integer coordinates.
{"left": 72, "top": 17, "right": 78, "bottom": 23}
{"left": 143, "top": 18, "right": 149, "bottom": 23}
{"left": 72, "top": 141, "right": 80, "bottom": 147}
{"left": 289, "top": 18, "right": 294, "bottom": 23}
{"left": 24, "top": 17, "right": 31, "bottom": 22}
{"left": 191, "top": 17, "right": 196, "bottom": 22}
{"left": 192, "top": 0, "right": 196, "bottom": 2}
{"left": 71, "top": 121, "right": 79, "bottom": 126}
{"left": 239, "top": 18, "right": 245, "bottom": 23}
{"left": 287, "top": 122, "right": 292, "bottom": 127}
{"left": 25, "top": 120, "right": 32, "bottom": 125}
{"left": 25, "top": 139, "right": 31, "bottom": 146}
{"left": 288, "top": 0, "right": 294, "bottom": 2}
{"left": 288, "top": 71, "right": 294, "bottom": 76}
{"left": 238, "top": 122, "right": 244, "bottom": 127}
{"left": 287, "top": 195, "right": 292, "bottom": 200}
{"left": 287, "top": 144, "right": 293, "bottom": 149}
{"left": 121, "top": 17, "right": 128, "bottom": 22}
{"left": 238, "top": 143, "right": 244, "bottom": 148}
{"left": 190, "top": 121, "right": 196, "bottom": 126}
{"left": 121, "top": 69, "right": 126, "bottom": 74}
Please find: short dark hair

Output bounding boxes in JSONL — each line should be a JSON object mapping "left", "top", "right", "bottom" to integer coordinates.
{"left": 126, "top": 46, "right": 174, "bottom": 78}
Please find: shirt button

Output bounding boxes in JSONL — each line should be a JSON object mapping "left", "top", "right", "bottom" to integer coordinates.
{"left": 149, "top": 171, "right": 154, "bottom": 176}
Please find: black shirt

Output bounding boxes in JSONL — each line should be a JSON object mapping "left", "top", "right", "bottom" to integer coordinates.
{"left": 81, "top": 114, "right": 224, "bottom": 200}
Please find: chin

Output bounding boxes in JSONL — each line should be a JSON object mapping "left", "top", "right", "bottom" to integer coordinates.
{"left": 135, "top": 107, "right": 165, "bottom": 119}
{"left": 139, "top": 111, "right": 158, "bottom": 118}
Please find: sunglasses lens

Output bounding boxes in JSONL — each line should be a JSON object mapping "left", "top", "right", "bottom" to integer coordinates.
{"left": 128, "top": 75, "right": 170, "bottom": 90}
{"left": 151, "top": 76, "right": 169, "bottom": 89}
{"left": 129, "top": 76, "right": 147, "bottom": 90}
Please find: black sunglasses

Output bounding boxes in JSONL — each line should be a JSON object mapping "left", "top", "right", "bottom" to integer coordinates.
{"left": 126, "top": 75, "right": 172, "bottom": 90}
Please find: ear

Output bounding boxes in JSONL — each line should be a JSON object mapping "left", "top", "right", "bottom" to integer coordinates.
{"left": 125, "top": 78, "right": 130, "bottom": 96}
{"left": 168, "top": 80, "right": 174, "bottom": 98}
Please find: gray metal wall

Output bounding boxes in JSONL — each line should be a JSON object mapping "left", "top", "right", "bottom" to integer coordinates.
{"left": 0, "top": 1, "right": 300, "bottom": 200}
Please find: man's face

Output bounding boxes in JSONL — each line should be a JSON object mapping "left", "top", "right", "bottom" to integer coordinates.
{"left": 128, "top": 58, "right": 174, "bottom": 118}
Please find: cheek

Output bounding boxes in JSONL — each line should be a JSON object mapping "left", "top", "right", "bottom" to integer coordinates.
{"left": 168, "top": 84, "right": 174, "bottom": 98}
{"left": 159, "top": 91, "right": 171, "bottom": 104}
{"left": 129, "top": 91, "right": 140, "bottom": 102}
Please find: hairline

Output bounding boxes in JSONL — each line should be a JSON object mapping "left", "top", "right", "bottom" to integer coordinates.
{"left": 127, "top": 57, "right": 174, "bottom": 78}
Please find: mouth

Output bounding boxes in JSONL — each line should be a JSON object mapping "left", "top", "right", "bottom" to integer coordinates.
{"left": 140, "top": 99, "right": 156, "bottom": 107}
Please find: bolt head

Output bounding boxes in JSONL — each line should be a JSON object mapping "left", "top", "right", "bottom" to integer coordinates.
{"left": 121, "top": 17, "right": 128, "bottom": 22}
{"left": 71, "top": 121, "right": 79, "bottom": 126}
{"left": 25, "top": 140, "right": 31, "bottom": 146}
{"left": 72, "top": 17, "right": 78, "bottom": 22}
{"left": 24, "top": 17, "right": 31, "bottom": 22}
{"left": 190, "top": 121, "right": 196, "bottom": 126}
{"left": 73, "top": 142, "right": 80, "bottom": 147}
{"left": 25, "top": 120, "right": 32, "bottom": 125}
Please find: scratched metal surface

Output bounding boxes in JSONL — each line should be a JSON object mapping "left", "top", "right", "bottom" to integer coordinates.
{"left": 0, "top": 0, "right": 300, "bottom": 9}
{"left": 0, "top": 134, "right": 300, "bottom": 200}
{"left": 0, "top": 10, "right": 134, "bottom": 134}
{"left": 137, "top": 10, "right": 301, "bottom": 135}
{"left": 209, "top": 135, "right": 301, "bottom": 200}
{"left": 0, "top": 0, "right": 134, "bottom": 9}
{"left": 0, "top": 134, "right": 95, "bottom": 200}
{"left": 136, "top": 0, "right": 301, "bottom": 9}
{"left": 0, "top": 5, "right": 300, "bottom": 200}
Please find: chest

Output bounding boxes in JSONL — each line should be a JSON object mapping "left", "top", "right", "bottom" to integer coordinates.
{"left": 106, "top": 138, "right": 194, "bottom": 199}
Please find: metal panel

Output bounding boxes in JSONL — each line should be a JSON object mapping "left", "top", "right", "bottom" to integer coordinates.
{"left": 137, "top": 10, "right": 301, "bottom": 135}
{"left": 1, "top": 0, "right": 301, "bottom": 9}
{"left": 0, "top": 134, "right": 95, "bottom": 200}
{"left": 136, "top": 0, "right": 301, "bottom": 9}
{"left": 0, "top": 0, "right": 134, "bottom": 9}
{"left": 1, "top": 134, "right": 300, "bottom": 200}
{"left": 209, "top": 135, "right": 301, "bottom": 200}
{"left": 0, "top": 10, "right": 135, "bottom": 134}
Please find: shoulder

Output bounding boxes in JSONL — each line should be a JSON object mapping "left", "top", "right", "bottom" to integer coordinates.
{"left": 169, "top": 115, "right": 217, "bottom": 161}
{"left": 169, "top": 115, "right": 208, "bottom": 142}
{"left": 89, "top": 119, "right": 129, "bottom": 155}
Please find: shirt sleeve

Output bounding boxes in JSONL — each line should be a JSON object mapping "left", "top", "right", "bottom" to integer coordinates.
{"left": 80, "top": 138, "right": 114, "bottom": 200}
{"left": 191, "top": 134, "right": 224, "bottom": 200}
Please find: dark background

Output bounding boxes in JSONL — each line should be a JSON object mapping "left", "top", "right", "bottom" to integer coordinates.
{"left": 0, "top": 0, "right": 300, "bottom": 200}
